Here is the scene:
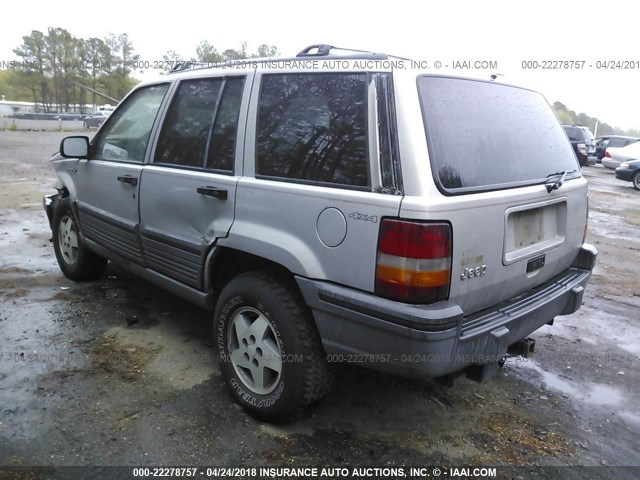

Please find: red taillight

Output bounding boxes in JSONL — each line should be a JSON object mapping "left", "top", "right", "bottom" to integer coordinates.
{"left": 604, "top": 150, "right": 611, "bottom": 158}
{"left": 375, "top": 219, "right": 452, "bottom": 304}
{"left": 577, "top": 143, "right": 586, "bottom": 155}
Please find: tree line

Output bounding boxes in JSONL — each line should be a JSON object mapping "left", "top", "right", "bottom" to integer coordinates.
{"left": 162, "top": 41, "right": 278, "bottom": 65}
{"left": 0, "top": 27, "right": 278, "bottom": 113}
{"left": 4, "top": 28, "right": 140, "bottom": 112}
{"left": 552, "top": 102, "right": 640, "bottom": 138}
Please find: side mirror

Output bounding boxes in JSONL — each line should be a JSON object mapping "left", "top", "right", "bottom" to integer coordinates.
{"left": 60, "top": 136, "right": 90, "bottom": 159}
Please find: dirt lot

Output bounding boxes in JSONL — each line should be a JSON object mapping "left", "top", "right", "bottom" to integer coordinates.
{"left": 0, "top": 131, "right": 638, "bottom": 478}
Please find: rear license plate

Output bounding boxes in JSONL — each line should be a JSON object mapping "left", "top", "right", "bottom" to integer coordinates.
{"left": 512, "top": 207, "right": 544, "bottom": 249}
{"left": 504, "top": 201, "right": 566, "bottom": 264}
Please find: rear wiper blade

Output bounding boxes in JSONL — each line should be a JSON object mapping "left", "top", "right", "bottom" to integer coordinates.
{"left": 544, "top": 170, "right": 576, "bottom": 193}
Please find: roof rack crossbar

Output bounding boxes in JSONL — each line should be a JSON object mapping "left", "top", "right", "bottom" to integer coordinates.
{"left": 168, "top": 61, "right": 211, "bottom": 73}
{"left": 297, "top": 44, "right": 334, "bottom": 56}
{"left": 296, "top": 44, "right": 388, "bottom": 60}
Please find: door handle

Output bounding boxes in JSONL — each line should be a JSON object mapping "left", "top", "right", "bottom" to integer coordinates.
{"left": 197, "top": 186, "right": 228, "bottom": 200}
{"left": 117, "top": 175, "right": 138, "bottom": 186}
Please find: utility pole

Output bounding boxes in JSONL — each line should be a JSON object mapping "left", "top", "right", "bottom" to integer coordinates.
{"left": 71, "top": 81, "right": 119, "bottom": 110}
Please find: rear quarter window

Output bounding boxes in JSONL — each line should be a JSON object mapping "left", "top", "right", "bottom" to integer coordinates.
{"left": 256, "top": 73, "right": 369, "bottom": 188}
{"left": 418, "top": 76, "right": 579, "bottom": 193}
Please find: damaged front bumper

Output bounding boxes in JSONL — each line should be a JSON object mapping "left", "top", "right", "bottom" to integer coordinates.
{"left": 43, "top": 193, "right": 57, "bottom": 230}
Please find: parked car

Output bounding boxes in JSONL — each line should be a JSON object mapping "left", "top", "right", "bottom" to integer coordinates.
{"left": 43, "top": 45, "right": 597, "bottom": 421}
{"left": 594, "top": 135, "right": 639, "bottom": 161}
{"left": 602, "top": 141, "right": 640, "bottom": 170}
{"left": 83, "top": 110, "right": 111, "bottom": 128}
{"left": 54, "top": 113, "right": 87, "bottom": 121}
{"left": 13, "top": 112, "right": 63, "bottom": 121}
{"left": 614, "top": 160, "right": 640, "bottom": 189}
{"left": 562, "top": 125, "right": 597, "bottom": 166}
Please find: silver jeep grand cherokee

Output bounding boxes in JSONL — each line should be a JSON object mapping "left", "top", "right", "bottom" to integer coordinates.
{"left": 44, "top": 45, "right": 597, "bottom": 422}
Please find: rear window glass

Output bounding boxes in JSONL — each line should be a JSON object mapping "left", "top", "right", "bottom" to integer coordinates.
{"left": 418, "top": 76, "right": 579, "bottom": 193}
{"left": 608, "top": 137, "right": 631, "bottom": 148}
{"left": 563, "top": 126, "right": 583, "bottom": 142}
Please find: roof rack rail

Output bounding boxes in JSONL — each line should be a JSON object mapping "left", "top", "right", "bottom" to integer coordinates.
{"left": 296, "top": 44, "right": 389, "bottom": 60}
{"left": 165, "top": 44, "right": 397, "bottom": 76}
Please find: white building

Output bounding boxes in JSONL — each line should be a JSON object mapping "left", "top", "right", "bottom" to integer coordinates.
{"left": 0, "top": 99, "right": 37, "bottom": 116}
{"left": 0, "top": 98, "right": 115, "bottom": 116}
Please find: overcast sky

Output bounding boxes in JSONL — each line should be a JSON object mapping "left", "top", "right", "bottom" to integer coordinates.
{"left": 2, "top": 0, "right": 639, "bottom": 131}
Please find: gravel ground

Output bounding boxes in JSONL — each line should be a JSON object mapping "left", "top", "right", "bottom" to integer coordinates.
{"left": 0, "top": 131, "right": 638, "bottom": 479}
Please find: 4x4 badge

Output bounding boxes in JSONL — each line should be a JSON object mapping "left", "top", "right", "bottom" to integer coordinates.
{"left": 348, "top": 212, "right": 378, "bottom": 223}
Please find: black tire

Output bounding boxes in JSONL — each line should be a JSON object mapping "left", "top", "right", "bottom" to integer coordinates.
{"left": 215, "top": 271, "right": 333, "bottom": 422}
{"left": 52, "top": 199, "right": 107, "bottom": 281}
{"left": 633, "top": 171, "right": 640, "bottom": 191}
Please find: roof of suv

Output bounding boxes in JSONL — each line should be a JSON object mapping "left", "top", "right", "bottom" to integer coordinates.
{"left": 563, "top": 125, "right": 594, "bottom": 141}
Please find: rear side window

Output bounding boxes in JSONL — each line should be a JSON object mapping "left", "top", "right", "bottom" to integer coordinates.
{"left": 155, "top": 78, "right": 223, "bottom": 168}
{"left": 206, "top": 77, "right": 245, "bottom": 171}
{"left": 256, "top": 73, "right": 369, "bottom": 188}
{"left": 418, "top": 76, "right": 579, "bottom": 193}
{"left": 155, "top": 76, "right": 245, "bottom": 172}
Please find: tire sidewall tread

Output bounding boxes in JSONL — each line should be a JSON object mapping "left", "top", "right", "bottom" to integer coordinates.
{"left": 215, "top": 271, "right": 331, "bottom": 422}
{"left": 52, "top": 199, "right": 106, "bottom": 281}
